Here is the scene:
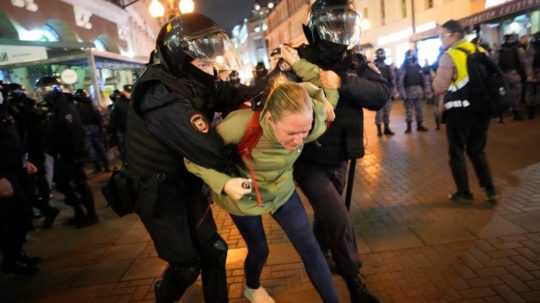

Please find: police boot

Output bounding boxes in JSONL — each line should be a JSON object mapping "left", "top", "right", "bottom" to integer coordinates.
{"left": 513, "top": 110, "right": 523, "bottom": 121}
{"left": 383, "top": 124, "right": 394, "bottom": 136}
{"left": 417, "top": 122, "right": 429, "bottom": 132}
{"left": 435, "top": 116, "right": 441, "bottom": 130}
{"left": 154, "top": 280, "right": 175, "bottom": 303}
{"left": 376, "top": 124, "right": 383, "bottom": 137}
{"left": 404, "top": 122, "right": 412, "bottom": 134}
{"left": 528, "top": 106, "right": 536, "bottom": 120}
{"left": 345, "top": 276, "right": 380, "bottom": 303}
{"left": 42, "top": 206, "right": 60, "bottom": 229}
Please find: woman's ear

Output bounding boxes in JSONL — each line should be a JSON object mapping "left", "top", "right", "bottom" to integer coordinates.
{"left": 264, "top": 111, "right": 273, "bottom": 124}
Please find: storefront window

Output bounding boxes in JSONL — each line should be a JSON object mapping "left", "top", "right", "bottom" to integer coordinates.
{"left": 531, "top": 10, "right": 540, "bottom": 34}
{"left": 94, "top": 39, "right": 108, "bottom": 52}
{"left": 417, "top": 38, "right": 442, "bottom": 66}
{"left": 502, "top": 14, "right": 529, "bottom": 37}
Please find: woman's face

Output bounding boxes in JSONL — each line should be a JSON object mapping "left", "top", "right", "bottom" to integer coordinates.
{"left": 268, "top": 111, "right": 312, "bottom": 151}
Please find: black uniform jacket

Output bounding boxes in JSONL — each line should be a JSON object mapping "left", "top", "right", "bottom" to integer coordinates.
{"left": 297, "top": 45, "right": 391, "bottom": 163}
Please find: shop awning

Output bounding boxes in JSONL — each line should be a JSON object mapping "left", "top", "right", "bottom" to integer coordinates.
{"left": 460, "top": 0, "right": 540, "bottom": 28}
{"left": 411, "top": 0, "right": 540, "bottom": 42}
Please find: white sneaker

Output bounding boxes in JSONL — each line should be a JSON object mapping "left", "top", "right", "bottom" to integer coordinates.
{"left": 243, "top": 286, "right": 276, "bottom": 303}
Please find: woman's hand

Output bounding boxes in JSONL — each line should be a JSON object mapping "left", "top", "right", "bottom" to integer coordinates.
{"left": 324, "top": 101, "right": 336, "bottom": 122}
{"left": 223, "top": 178, "right": 252, "bottom": 201}
{"left": 320, "top": 70, "right": 341, "bottom": 90}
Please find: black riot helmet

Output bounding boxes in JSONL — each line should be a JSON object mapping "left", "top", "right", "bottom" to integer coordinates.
{"left": 304, "top": 0, "right": 363, "bottom": 48}
{"left": 155, "top": 13, "right": 238, "bottom": 77}
{"left": 375, "top": 48, "right": 386, "bottom": 61}
{"left": 35, "top": 76, "right": 62, "bottom": 91}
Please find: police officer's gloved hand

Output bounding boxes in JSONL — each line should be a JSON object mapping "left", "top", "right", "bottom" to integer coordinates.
{"left": 223, "top": 178, "right": 252, "bottom": 201}
{"left": 280, "top": 45, "right": 300, "bottom": 67}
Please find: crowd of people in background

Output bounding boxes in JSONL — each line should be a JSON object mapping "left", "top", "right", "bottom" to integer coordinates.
{"left": 0, "top": 78, "right": 132, "bottom": 275}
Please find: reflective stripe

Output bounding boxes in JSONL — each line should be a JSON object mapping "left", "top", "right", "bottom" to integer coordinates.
{"left": 448, "top": 76, "right": 469, "bottom": 92}
{"left": 444, "top": 100, "right": 471, "bottom": 109}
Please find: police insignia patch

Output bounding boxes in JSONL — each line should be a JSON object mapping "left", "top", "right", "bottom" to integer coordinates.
{"left": 190, "top": 113, "right": 209, "bottom": 133}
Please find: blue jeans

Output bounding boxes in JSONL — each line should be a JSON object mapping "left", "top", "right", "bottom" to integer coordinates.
{"left": 231, "top": 192, "right": 339, "bottom": 303}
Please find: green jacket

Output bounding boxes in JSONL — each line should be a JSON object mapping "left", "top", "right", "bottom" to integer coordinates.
{"left": 185, "top": 59, "right": 338, "bottom": 216}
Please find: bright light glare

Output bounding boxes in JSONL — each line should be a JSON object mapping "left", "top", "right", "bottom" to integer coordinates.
{"left": 149, "top": 0, "right": 165, "bottom": 18}
{"left": 179, "top": 0, "right": 195, "bottom": 14}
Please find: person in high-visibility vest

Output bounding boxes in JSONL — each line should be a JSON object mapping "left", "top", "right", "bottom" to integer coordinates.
{"left": 432, "top": 19, "right": 497, "bottom": 203}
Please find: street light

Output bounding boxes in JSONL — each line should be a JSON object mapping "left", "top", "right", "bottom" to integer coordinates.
{"left": 148, "top": 0, "right": 194, "bottom": 18}
{"left": 179, "top": 0, "right": 194, "bottom": 14}
{"left": 149, "top": 0, "right": 165, "bottom": 18}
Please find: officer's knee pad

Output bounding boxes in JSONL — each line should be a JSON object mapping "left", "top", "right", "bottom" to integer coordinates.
{"left": 166, "top": 263, "right": 201, "bottom": 286}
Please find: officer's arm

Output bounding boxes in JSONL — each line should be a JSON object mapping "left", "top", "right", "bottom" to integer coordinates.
{"left": 183, "top": 109, "right": 252, "bottom": 194}
{"left": 140, "top": 85, "right": 232, "bottom": 172}
{"left": 184, "top": 158, "right": 232, "bottom": 195}
{"left": 339, "top": 66, "right": 390, "bottom": 111}
{"left": 214, "top": 81, "right": 260, "bottom": 115}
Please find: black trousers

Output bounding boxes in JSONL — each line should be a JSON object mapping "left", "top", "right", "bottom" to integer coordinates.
{"left": 445, "top": 110, "right": 495, "bottom": 193}
{"left": 294, "top": 160, "right": 361, "bottom": 278}
{"left": 0, "top": 176, "right": 31, "bottom": 268}
{"left": 135, "top": 175, "right": 228, "bottom": 303}
{"left": 54, "top": 159, "right": 96, "bottom": 218}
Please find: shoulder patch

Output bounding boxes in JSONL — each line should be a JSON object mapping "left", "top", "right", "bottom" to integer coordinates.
{"left": 190, "top": 113, "right": 209, "bottom": 134}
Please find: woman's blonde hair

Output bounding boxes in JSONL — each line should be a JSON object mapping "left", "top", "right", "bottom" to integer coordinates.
{"left": 262, "top": 77, "right": 312, "bottom": 121}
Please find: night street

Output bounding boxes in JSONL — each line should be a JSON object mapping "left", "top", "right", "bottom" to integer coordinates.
{"left": 2, "top": 105, "right": 540, "bottom": 303}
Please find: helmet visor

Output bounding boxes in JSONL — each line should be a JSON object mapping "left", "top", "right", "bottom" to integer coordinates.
{"left": 185, "top": 32, "right": 239, "bottom": 71}
{"left": 312, "top": 8, "right": 362, "bottom": 47}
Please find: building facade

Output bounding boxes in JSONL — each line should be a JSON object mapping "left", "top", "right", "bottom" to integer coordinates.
{"left": 265, "top": 0, "right": 540, "bottom": 68}
{"left": 0, "top": 0, "right": 160, "bottom": 105}
{"left": 231, "top": 1, "right": 276, "bottom": 84}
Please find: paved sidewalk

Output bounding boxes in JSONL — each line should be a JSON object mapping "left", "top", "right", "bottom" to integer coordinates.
{"left": 2, "top": 104, "right": 540, "bottom": 303}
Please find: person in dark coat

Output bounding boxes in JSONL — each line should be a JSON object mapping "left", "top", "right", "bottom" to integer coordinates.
{"left": 36, "top": 76, "right": 98, "bottom": 228}
{"left": 126, "top": 14, "right": 258, "bottom": 303}
{"left": 275, "top": 1, "right": 390, "bottom": 302}
{"left": 74, "top": 89, "right": 110, "bottom": 173}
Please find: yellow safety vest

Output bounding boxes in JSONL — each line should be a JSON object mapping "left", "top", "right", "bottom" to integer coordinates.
{"left": 446, "top": 39, "right": 477, "bottom": 92}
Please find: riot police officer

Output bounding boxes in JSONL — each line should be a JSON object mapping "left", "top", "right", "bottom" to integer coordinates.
{"left": 74, "top": 89, "right": 109, "bottom": 173}
{"left": 286, "top": 1, "right": 389, "bottom": 302}
{"left": 126, "top": 13, "right": 257, "bottom": 303}
{"left": 374, "top": 48, "right": 395, "bottom": 136}
{"left": 36, "top": 76, "right": 98, "bottom": 228}
{"left": 0, "top": 83, "right": 40, "bottom": 275}
{"left": 399, "top": 50, "right": 429, "bottom": 133}
{"left": 5, "top": 83, "right": 59, "bottom": 228}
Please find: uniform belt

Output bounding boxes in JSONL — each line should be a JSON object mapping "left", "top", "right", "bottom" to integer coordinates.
{"left": 444, "top": 100, "right": 470, "bottom": 110}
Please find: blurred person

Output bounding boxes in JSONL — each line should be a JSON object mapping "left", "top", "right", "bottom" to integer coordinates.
{"left": 0, "top": 84, "right": 40, "bottom": 275}
{"left": 5, "top": 83, "right": 59, "bottom": 228}
{"left": 252, "top": 62, "right": 268, "bottom": 91}
{"left": 373, "top": 48, "right": 395, "bottom": 136}
{"left": 74, "top": 89, "right": 110, "bottom": 173}
{"left": 399, "top": 50, "right": 429, "bottom": 133}
{"left": 433, "top": 19, "right": 497, "bottom": 203}
{"left": 36, "top": 76, "right": 98, "bottom": 228}
{"left": 526, "top": 32, "right": 540, "bottom": 119}
{"left": 109, "top": 85, "right": 132, "bottom": 165}
{"left": 498, "top": 33, "right": 530, "bottom": 120}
